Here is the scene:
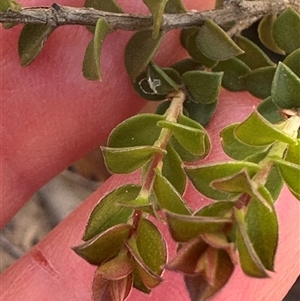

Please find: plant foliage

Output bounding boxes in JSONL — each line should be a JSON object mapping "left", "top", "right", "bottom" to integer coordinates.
{"left": 2, "top": 0, "right": 300, "bottom": 301}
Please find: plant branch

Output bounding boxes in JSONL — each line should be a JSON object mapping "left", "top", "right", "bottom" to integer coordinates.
{"left": 1, "top": 0, "right": 299, "bottom": 32}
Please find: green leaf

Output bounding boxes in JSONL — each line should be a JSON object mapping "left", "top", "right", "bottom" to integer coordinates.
{"left": 82, "top": 18, "right": 110, "bottom": 81}
{"left": 0, "top": 0, "right": 21, "bottom": 12}
{"left": 242, "top": 66, "right": 276, "bottom": 99}
{"left": 73, "top": 224, "right": 132, "bottom": 265}
{"left": 271, "top": 62, "right": 300, "bottom": 109}
{"left": 195, "top": 202, "right": 235, "bottom": 218}
{"left": 184, "top": 249, "right": 234, "bottom": 301}
{"left": 157, "top": 120, "right": 206, "bottom": 155}
{"left": 171, "top": 58, "right": 203, "bottom": 75}
{"left": 182, "top": 71, "right": 223, "bottom": 104}
{"left": 258, "top": 15, "right": 285, "bottom": 55}
{"left": 246, "top": 187, "right": 278, "bottom": 271}
{"left": 185, "top": 30, "right": 216, "bottom": 68}
{"left": 273, "top": 7, "right": 300, "bottom": 54}
{"left": 234, "top": 110, "right": 297, "bottom": 146}
{"left": 108, "top": 114, "right": 164, "bottom": 147}
{"left": 153, "top": 170, "right": 191, "bottom": 214}
{"left": 270, "top": 156, "right": 300, "bottom": 200}
{"left": 147, "top": 61, "right": 179, "bottom": 95}
{"left": 164, "top": 0, "right": 186, "bottom": 13}
{"left": 162, "top": 144, "right": 186, "bottom": 194}
{"left": 102, "top": 145, "right": 165, "bottom": 174}
{"left": 221, "top": 123, "right": 269, "bottom": 161}
{"left": 18, "top": 24, "right": 55, "bottom": 67}
{"left": 165, "top": 210, "right": 232, "bottom": 242}
{"left": 136, "top": 218, "right": 167, "bottom": 275}
{"left": 285, "top": 140, "right": 300, "bottom": 165}
{"left": 185, "top": 161, "right": 260, "bottom": 200}
{"left": 212, "top": 58, "right": 250, "bottom": 91}
{"left": 257, "top": 97, "right": 284, "bottom": 124}
{"left": 196, "top": 19, "right": 244, "bottom": 61}
{"left": 125, "top": 30, "right": 164, "bottom": 82}
{"left": 183, "top": 99, "right": 218, "bottom": 126}
{"left": 211, "top": 169, "right": 272, "bottom": 210}
{"left": 143, "top": 0, "right": 168, "bottom": 39}
{"left": 283, "top": 49, "right": 300, "bottom": 78}
{"left": 264, "top": 166, "right": 283, "bottom": 201}
{"left": 83, "top": 184, "right": 140, "bottom": 241}
{"left": 235, "top": 35, "right": 275, "bottom": 69}
{"left": 234, "top": 208, "right": 268, "bottom": 278}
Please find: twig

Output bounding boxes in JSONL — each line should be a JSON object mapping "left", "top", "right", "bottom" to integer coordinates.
{"left": 0, "top": 235, "right": 24, "bottom": 259}
{"left": 0, "top": 0, "right": 299, "bottom": 31}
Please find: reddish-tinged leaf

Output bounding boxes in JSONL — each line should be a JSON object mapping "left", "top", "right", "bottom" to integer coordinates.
{"left": 92, "top": 274, "right": 113, "bottom": 301}
{"left": 110, "top": 275, "right": 133, "bottom": 301}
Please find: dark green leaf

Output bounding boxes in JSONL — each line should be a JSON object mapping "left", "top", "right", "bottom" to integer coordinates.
{"left": 0, "top": 0, "right": 21, "bottom": 12}
{"left": 180, "top": 27, "right": 198, "bottom": 49}
{"left": 73, "top": 224, "right": 132, "bottom": 265}
{"left": 108, "top": 113, "right": 163, "bottom": 147}
{"left": 162, "top": 144, "right": 186, "bottom": 194}
{"left": 246, "top": 187, "right": 278, "bottom": 271}
{"left": 264, "top": 166, "right": 283, "bottom": 201}
{"left": 171, "top": 58, "right": 203, "bottom": 75}
{"left": 85, "top": 0, "right": 123, "bottom": 12}
{"left": 182, "top": 70, "right": 223, "bottom": 104}
{"left": 196, "top": 19, "right": 244, "bottom": 61}
{"left": 164, "top": 0, "right": 187, "bottom": 13}
{"left": 234, "top": 208, "right": 268, "bottom": 278}
{"left": 257, "top": 96, "right": 284, "bottom": 124}
{"left": 195, "top": 201, "right": 235, "bottom": 218}
{"left": 125, "top": 30, "right": 164, "bottom": 81}
{"left": 82, "top": 18, "right": 110, "bottom": 81}
{"left": 165, "top": 210, "right": 232, "bottom": 242}
{"left": 270, "top": 156, "right": 300, "bottom": 200}
{"left": 242, "top": 66, "right": 276, "bottom": 99}
{"left": 153, "top": 170, "right": 191, "bottom": 214}
{"left": 102, "top": 145, "right": 165, "bottom": 174}
{"left": 185, "top": 249, "right": 234, "bottom": 301}
{"left": 258, "top": 15, "right": 285, "bottom": 55}
{"left": 221, "top": 123, "right": 269, "bottom": 161}
{"left": 183, "top": 99, "right": 218, "bottom": 126}
{"left": 158, "top": 120, "right": 206, "bottom": 155}
{"left": 18, "top": 24, "right": 55, "bottom": 67}
{"left": 212, "top": 58, "right": 250, "bottom": 91}
{"left": 271, "top": 62, "right": 300, "bottom": 109}
{"left": 136, "top": 218, "right": 167, "bottom": 275}
{"left": 186, "top": 30, "right": 216, "bottom": 67}
{"left": 143, "top": 0, "right": 168, "bottom": 39}
{"left": 83, "top": 185, "right": 140, "bottom": 241}
{"left": 147, "top": 61, "right": 179, "bottom": 95}
{"left": 185, "top": 161, "right": 260, "bottom": 200}
{"left": 235, "top": 35, "right": 275, "bottom": 69}
{"left": 234, "top": 110, "right": 297, "bottom": 146}
{"left": 273, "top": 7, "right": 300, "bottom": 54}
{"left": 283, "top": 49, "right": 300, "bottom": 78}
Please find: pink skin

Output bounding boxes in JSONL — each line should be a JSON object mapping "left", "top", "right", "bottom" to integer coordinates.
{"left": 1, "top": 0, "right": 299, "bottom": 300}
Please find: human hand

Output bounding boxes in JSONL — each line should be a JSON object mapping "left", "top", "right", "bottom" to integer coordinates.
{"left": 1, "top": 0, "right": 299, "bottom": 300}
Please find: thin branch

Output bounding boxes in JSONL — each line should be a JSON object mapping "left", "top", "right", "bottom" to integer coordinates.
{"left": 0, "top": 0, "right": 299, "bottom": 31}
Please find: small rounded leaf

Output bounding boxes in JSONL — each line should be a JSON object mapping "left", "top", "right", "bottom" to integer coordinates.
{"left": 185, "top": 161, "right": 260, "bottom": 200}
{"left": 258, "top": 15, "right": 285, "bottom": 55}
{"left": 235, "top": 35, "right": 275, "bottom": 69}
{"left": 164, "top": 0, "right": 187, "bottom": 13}
{"left": 18, "top": 24, "right": 55, "bottom": 66}
{"left": 82, "top": 18, "right": 110, "bottom": 81}
{"left": 273, "top": 7, "right": 300, "bottom": 54}
{"left": 257, "top": 96, "right": 284, "bottom": 124}
{"left": 242, "top": 66, "right": 276, "bottom": 99}
{"left": 182, "top": 70, "right": 223, "bottom": 104}
{"left": 235, "top": 110, "right": 298, "bottom": 146}
{"left": 212, "top": 58, "right": 250, "bottom": 91}
{"left": 125, "top": 30, "right": 164, "bottom": 82}
{"left": 102, "top": 145, "right": 165, "bottom": 174}
{"left": 83, "top": 184, "right": 140, "bottom": 241}
{"left": 271, "top": 62, "right": 300, "bottom": 109}
{"left": 85, "top": 0, "right": 123, "bottom": 12}
{"left": 196, "top": 19, "right": 244, "bottom": 61}
{"left": 283, "top": 49, "right": 300, "bottom": 78}
{"left": 73, "top": 224, "right": 132, "bottom": 265}
{"left": 0, "top": 0, "right": 21, "bottom": 12}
